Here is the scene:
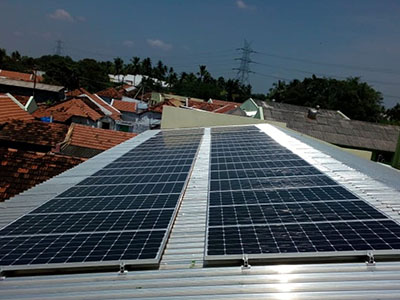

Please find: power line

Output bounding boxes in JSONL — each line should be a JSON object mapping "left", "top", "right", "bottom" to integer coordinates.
{"left": 252, "top": 61, "right": 400, "bottom": 86}
{"left": 254, "top": 50, "right": 400, "bottom": 76}
{"left": 252, "top": 71, "right": 291, "bottom": 81}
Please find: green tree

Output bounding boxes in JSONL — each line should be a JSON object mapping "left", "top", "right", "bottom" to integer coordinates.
{"left": 113, "top": 57, "right": 124, "bottom": 82}
{"left": 141, "top": 57, "right": 152, "bottom": 76}
{"left": 266, "top": 76, "right": 384, "bottom": 122}
{"left": 129, "top": 56, "right": 141, "bottom": 75}
{"left": 386, "top": 104, "right": 400, "bottom": 125}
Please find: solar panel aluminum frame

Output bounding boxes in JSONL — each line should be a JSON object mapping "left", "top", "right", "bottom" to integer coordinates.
{"left": 0, "top": 256, "right": 160, "bottom": 276}
{"left": 204, "top": 126, "right": 400, "bottom": 266}
{"left": 204, "top": 249, "right": 400, "bottom": 267}
{"left": 0, "top": 130, "right": 204, "bottom": 276}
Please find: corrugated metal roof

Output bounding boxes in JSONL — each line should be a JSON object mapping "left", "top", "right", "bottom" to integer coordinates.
{"left": 0, "top": 78, "right": 63, "bottom": 92}
{"left": 1, "top": 125, "right": 400, "bottom": 299}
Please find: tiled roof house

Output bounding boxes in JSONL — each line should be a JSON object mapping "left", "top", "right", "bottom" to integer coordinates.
{"left": 111, "top": 99, "right": 137, "bottom": 113}
{"left": 32, "top": 98, "right": 104, "bottom": 125}
{"left": 0, "top": 118, "right": 85, "bottom": 202}
{"left": 0, "top": 70, "right": 64, "bottom": 102}
{"left": 65, "top": 88, "right": 122, "bottom": 130}
{"left": 0, "top": 93, "right": 34, "bottom": 123}
{"left": 0, "top": 69, "right": 43, "bottom": 82}
{"left": 60, "top": 123, "right": 137, "bottom": 158}
{"left": 0, "top": 148, "right": 85, "bottom": 202}
{"left": 0, "top": 120, "right": 68, "bottom": 152}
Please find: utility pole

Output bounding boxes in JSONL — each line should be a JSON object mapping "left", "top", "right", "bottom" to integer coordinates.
{"left": 55, "top": 40, "right": 64, "bottom": 56}
{"left": 233, "top": 40, "right": 255, "bottom": 85}
{"left": 32, "top": 68, "right": 37, "bottom": 99}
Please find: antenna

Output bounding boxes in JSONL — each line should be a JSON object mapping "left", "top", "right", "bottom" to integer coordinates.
{"left": 233, "top": 40, "right": 255, "bottom": 85}
{"left": 55, "top": 40, "right": 64, "bottom": 56}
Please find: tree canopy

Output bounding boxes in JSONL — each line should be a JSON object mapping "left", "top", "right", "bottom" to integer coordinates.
{"left": 1, "top": 48, "right": 398, "bottom": 123}
{"left": 0, "top": 49, "right": 252, "bottom": 102}
{"left": 266, "top": 75, "right": 385, "bottom": 122}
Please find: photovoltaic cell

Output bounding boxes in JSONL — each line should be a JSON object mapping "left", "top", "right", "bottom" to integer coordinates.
{"left": 206, "top": 126, "right": 400, "bottom": 264}
{"left": 32, "top": 194, "right": 180, "bottom": 213}
{"left": 0, "top": 128, "right": 204, "bottom": 271}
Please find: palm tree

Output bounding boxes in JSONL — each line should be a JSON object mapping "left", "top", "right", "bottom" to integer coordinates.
{"left": 130, "top": 56, "right": 141, "bottom": 75}
{"left": 113, "top": 57, "right": 124, "bottom": 82}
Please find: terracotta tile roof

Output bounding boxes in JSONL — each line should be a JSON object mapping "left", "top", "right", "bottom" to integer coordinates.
{"left": 112, "top": 100, "right": 137, "bottom": 113}
{"left": 91, "top": 93, "right": 121, "bottom": 120}
{"left": 0, "top": 120, "right": 68, "bottom": 148}
{"left": 33, "top": 98, "right": 104, "bottom": 122}
{"left": 209, "top": 99, "right": 239, "bottom": 106}
{"left": 212, "top": 103, "right": 239, "bottom": 114}
{"left": 149, "top": 99, "right": 182, "bottom": 113}
{"left": 12, "top": 95, "right": 31, "bottom": 106}
{"left": 67, "top": 88, "right": 121, "bottom": 120}
{"left": 0, "top": 69, "right": 43, "bottom": 82}
{"left": 0, "top": 148, "right": 85, "bottom": 201}
{"left": 65, "top": 88, "right": 86, "bottom": 98}
{"left": 0, "top": 94, "right": 34, "bottom": 123}
{"left": 66, "top": 123, "right": 136, "bottom": 151}
{"left": 148, "top": 99, "right": 237, "bottom": 114}
{"left": 97, "top": 87, "right": 123, "bottom": 99}
{"left": 188, "top": 100, "right": 222, "bottom": 112}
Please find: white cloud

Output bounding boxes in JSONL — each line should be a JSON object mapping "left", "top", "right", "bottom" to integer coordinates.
{"left": 147, "top": 39, "right": 172, "bottom": 51}
{"left": 49, "top": 9, "right": 74, "bottom": 22}
{"left": 236, "top": 0, "right": 254, "bottom": 9}
{"left": 48, "top": 9, "right": 85, "bottom": 22}
{"left": 123, "top": 40, "right": 134, "bottom": 47}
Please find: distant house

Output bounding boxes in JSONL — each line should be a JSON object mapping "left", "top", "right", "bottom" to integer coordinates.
{"left": 241, "top": 98, "right": 400, "bottom": 163}
{"left": 60, "top": 123, "right": 137, "bottom": 158}
{"left": 0, "top": 119, "right": 84, "bottom": 202}
{"left": 109, "top": 74, "right": 168, "bottom": 88}
{"left": 0, "top": 69, "right": 64, "bottom": 102}
{"left": 65, "top": 88, "right": 122, "bottom": 130}
{"left": 0, "top": 93, "right": 34, "bottom": 123}
{"left": 12, "top": 94, "right": 38, "bottom": 113}
{"left": 0, "top": 117, "right": 139, "bottom": 201}
{"left": 33, "top": 98, "right": 106, "bottom": 127}
{"left": 0, "top": 69, "right": 43, "bottom": 82}
{"left": 0, "top": 119, "right": 68, "bottom": 152}
{"left": 96, "top": 87, "right": 124, "bottom": 104}
{"left": 0, "top": 148, "right": 85, "bottom": 202}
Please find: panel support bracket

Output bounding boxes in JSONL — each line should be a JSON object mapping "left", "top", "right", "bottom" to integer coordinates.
{"left": 119, "top": 262, "right": 128, "bottom": 275}
{"left": 241, "top": 255, "right": 251, "bottom": 270}
{"left": 366, "top": 251, "right": 376, "bottom": 266}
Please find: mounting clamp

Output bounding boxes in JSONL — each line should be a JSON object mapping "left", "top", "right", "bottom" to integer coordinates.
{"left": 241, "top": 255, "right": 251, "bottom": 270}
{"left": 119, "top": 262, "right": 128, "bottom": 275}
{"left": 366, "top": 251, "right": 376, "bottom": 266}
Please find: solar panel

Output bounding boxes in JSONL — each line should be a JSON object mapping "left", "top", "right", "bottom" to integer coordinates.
{"left": 0, "top": 129, "right": 203, "bottom": 273}
{"left": 206, "top": 126, "right": 400, "bottom": 265}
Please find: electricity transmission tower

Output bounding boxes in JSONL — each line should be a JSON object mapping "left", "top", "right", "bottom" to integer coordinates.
{"left": 233, "top": 40, "right": 255, "bottom": 85}
{"left": 54, "top": 40, "right": 64, "bottom": 56}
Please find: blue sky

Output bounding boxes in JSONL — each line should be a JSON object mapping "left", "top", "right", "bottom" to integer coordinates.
{"left": 0, "top": 0, "right": 399, "bottom": 107}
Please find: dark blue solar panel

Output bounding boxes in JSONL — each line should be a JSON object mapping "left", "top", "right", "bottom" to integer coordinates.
{"left": 206, "top": 126, "right": 400, "bottom": 263}
{"left": 33, "top": 194, "right": 180, "bottom": 213}
{"left": 0, "top": 128, "right": 203, "bottom": 271}
{"left": 0, "top": 230, "right": 165, "bottom": 266}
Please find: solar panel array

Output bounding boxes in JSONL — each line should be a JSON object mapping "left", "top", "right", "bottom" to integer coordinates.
{"left": 206, "top": 126, "right": 400, "bottom": 263}
{"left": 0, "top": 129, "right": 203, "bottom": 270}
